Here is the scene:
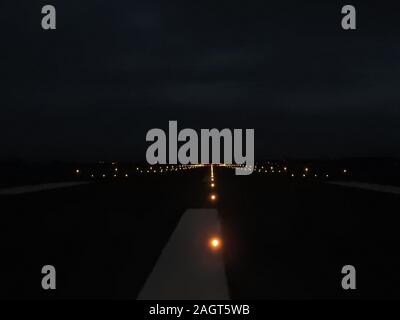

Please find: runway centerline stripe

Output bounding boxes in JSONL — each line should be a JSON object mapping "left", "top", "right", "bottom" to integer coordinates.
{"left": 137, "top": 208, "right": 229, "bottom": 300}
{"left": 0, "top": 182, "right": 90, "bottom": 195}
{"left": 328, "top": 181, "right": 400, "bottom": 195}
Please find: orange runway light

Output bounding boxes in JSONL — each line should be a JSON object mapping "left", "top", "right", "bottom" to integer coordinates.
{"left": 210, "top": 194, "right": 217, "bottom": 201}
{"left": 209, "top": 237, "right": 221, "bottom": 250}
{"left": 211, "top": 183, "right": 215, "bottom": 188}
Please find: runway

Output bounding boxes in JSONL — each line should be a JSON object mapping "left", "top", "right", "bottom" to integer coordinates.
{"left": 2, "top": 167, "right": 400, "bottom": 299}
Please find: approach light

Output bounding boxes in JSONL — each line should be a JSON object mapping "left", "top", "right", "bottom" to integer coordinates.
{"left": 210, "top": 194, "right": 217, "bottom": 201}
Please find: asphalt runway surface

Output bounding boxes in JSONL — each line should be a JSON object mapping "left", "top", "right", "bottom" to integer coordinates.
{"left": 1, "top": 167, "right": 400, "bottom": 299}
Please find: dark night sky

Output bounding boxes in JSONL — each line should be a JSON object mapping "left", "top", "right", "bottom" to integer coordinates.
{"left": 1, "top": 0, "right": 400, "bottom": 161}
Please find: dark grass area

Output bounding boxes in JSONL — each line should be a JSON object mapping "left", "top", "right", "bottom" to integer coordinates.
{"left": 0, "top": 168, "right": 212, "bottom": 299}
{"left": 217, "top": 169, "right": 400, "bottom": 299}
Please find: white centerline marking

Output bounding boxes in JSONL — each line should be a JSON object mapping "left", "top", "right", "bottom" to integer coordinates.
{"left": 0, "top": 182, "right": 90, "bottom": 195}
{"left": 328, "top": 181, "right": 400, "bottom": 195}
{"left": 137, "top": 208, "right": 229, "bottom": 300}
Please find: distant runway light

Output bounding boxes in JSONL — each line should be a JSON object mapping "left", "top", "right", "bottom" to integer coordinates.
{"left": 210, "top": 194, "right": 217, "bottom": 201}
{"left": 211, "top": 183, "right": 215, "bottom": 187}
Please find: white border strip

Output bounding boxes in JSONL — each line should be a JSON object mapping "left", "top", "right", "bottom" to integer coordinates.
{"left": 0, "top": 182, "right": 90, "bottom": 195}
{"left": 328, "top": 181, "right": 400, "bottom": 195}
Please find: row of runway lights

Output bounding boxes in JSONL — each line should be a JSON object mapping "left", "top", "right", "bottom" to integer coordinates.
{"left": 236, "top": 165, "right": 348, "bottom": 178}
{"left": 75, "top": 164, "right": 348, "bottom": 179}
{"left": 208, "top": 164, "right": 220, "bottom": 251}
{"left": 210, "top": 164, "right": 217, "bottom": 202}
{"left": 134, "top": 164, "right": 205, "bottom": 174}
{"left": 75, "top": 164, "right": 205, "bottom": 178}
